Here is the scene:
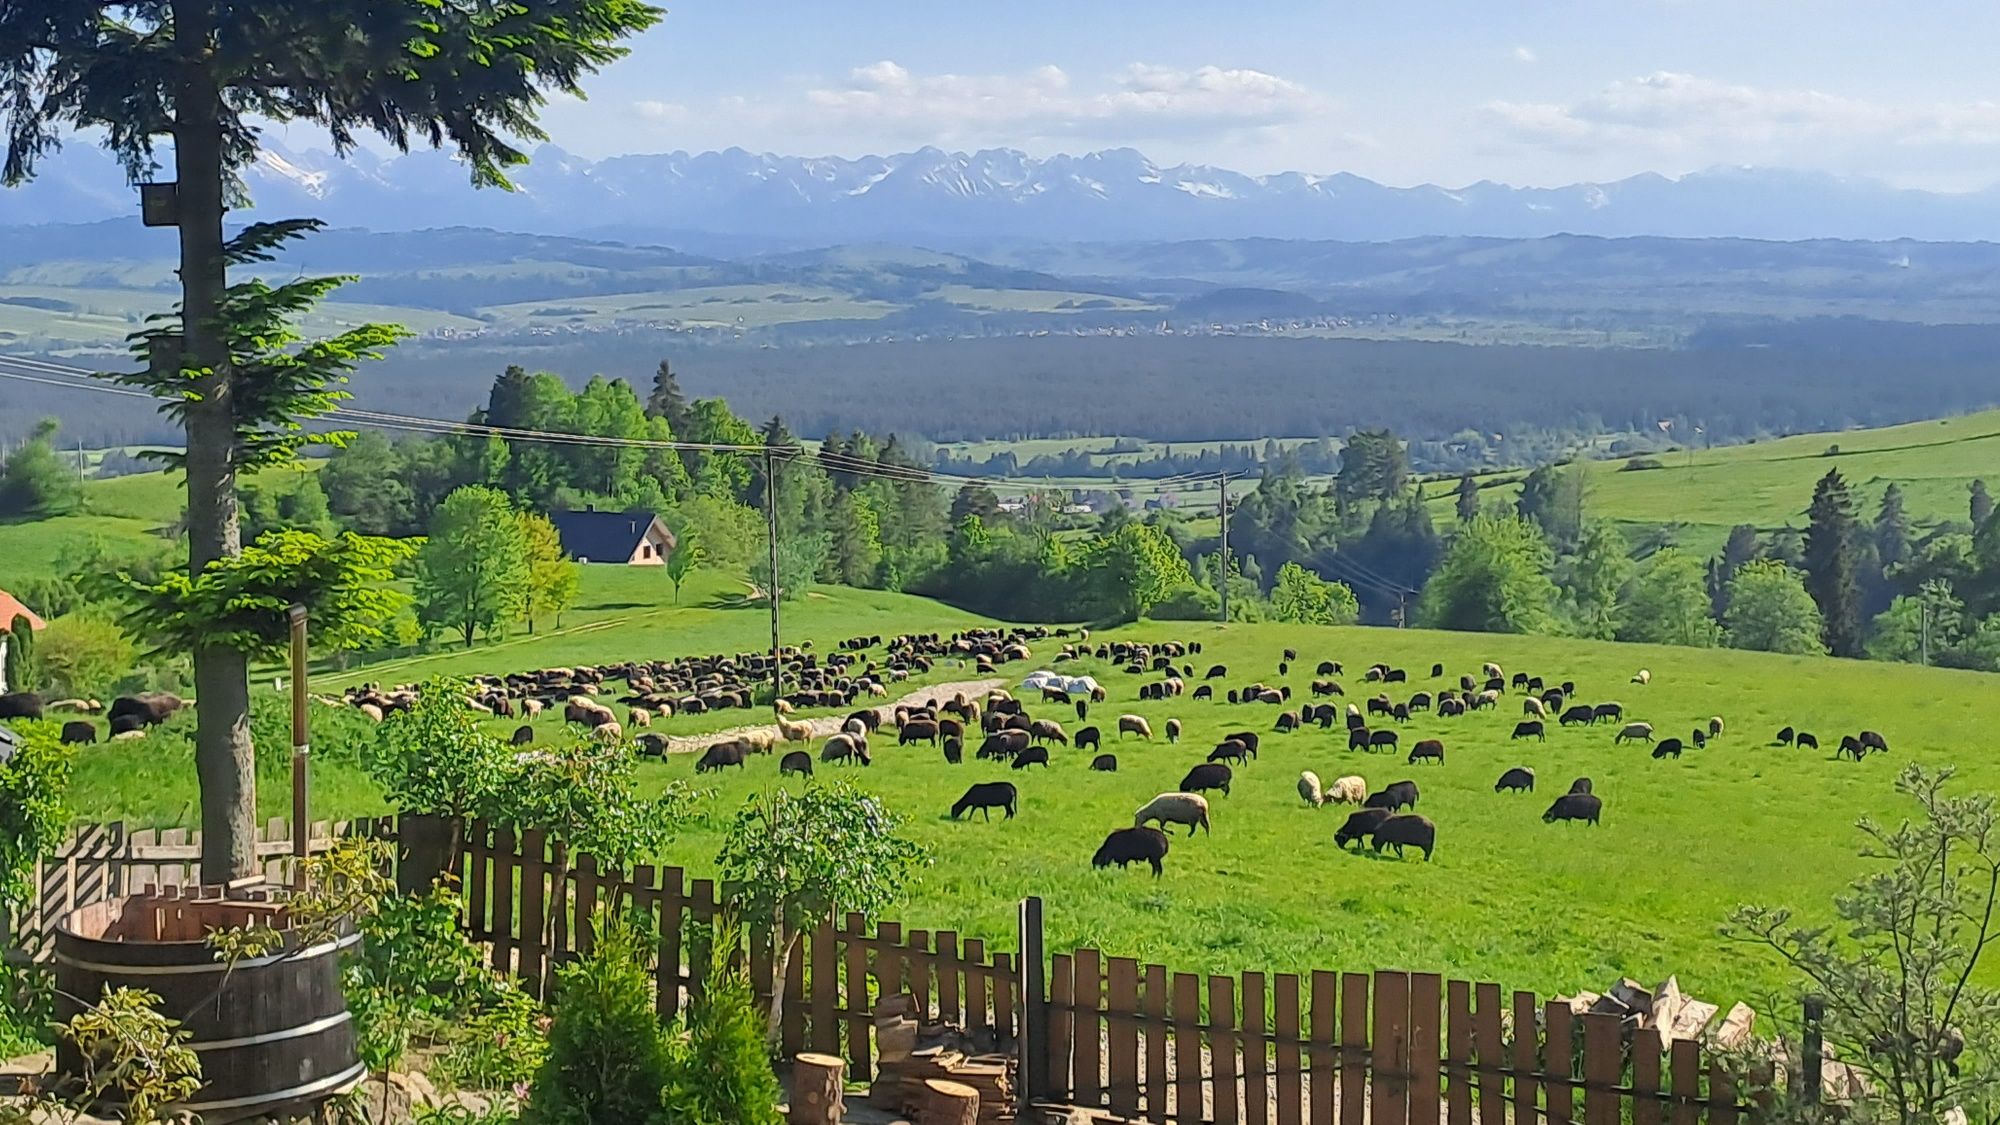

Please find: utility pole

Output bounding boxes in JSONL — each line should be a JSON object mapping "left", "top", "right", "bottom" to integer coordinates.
{"left": 1920, "top": 599, "right": 1931, "bottom": 667}
{"left": 286, "top": 605, "right": 310, "bottom": 880}
{"left": 75, "top": 440, "right": 85, "bottom": 487}
{"left": 1217, "top": 473, "right": 1231, "bottom": 625}
{"left": 763, "top": 445, "right": 784, "bottom": 712}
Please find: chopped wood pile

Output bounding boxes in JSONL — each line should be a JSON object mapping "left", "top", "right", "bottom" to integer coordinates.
{"left": 869, "top": 994, "right": 1015, "bottom": 1125}
{"left": 1557, "top": 975, "right": 1756, "bottom": 1049}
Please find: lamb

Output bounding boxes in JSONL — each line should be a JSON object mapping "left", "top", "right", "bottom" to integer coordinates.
{"left": 1372, "top": 814, "right": 1436, "bottom": 861}
{"left": 1364, "top": 779, "right": 1419, "bottom": 812}
{"left": 1089, "top": 753, "right": 1118, "bottom": 772}
{"left": 1011, "top": 745, "right": 1051, "bottom": 769}
{"left": 1494, "top": 766, "right": 1535, "bottom": 793}
{"left": 1297, "top": 770, "right": 1324, "bottom": 807}
{"left": 1326, "top": 775, "right": 1367, "bottom": 805}
{"left": 1632, "top": 669, "right": 1652, "bottom": 685}
{"left": 510, "top": 724, "right": 535, "bottom": 746}
{"left": 1093, "top": 827, "right": 1171, "bottom": 876}
{"left": 1708, "top": 715, "right": 1726, "bottom": 738}
{"left": 1135, "top": 792, "right": 1211, "bottom": 836}
{"left": 59, "top": 721, "right": 97, "bottom": 745}
{"left": 627, "top": 707, "right": 652, "bottom": 728}
{"left": 738, "top": 728, "right": 779, "bottom": 754}
{"left": 1118, "top": 714, "right": 1153, "bottom": 740}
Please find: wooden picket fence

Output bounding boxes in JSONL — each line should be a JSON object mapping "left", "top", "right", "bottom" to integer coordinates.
{"left": 1033, "top": 951, "right": 1755, "bottom": 1124}
{"left": 9, "top": 818, "right": 1760, "bottom": 1122}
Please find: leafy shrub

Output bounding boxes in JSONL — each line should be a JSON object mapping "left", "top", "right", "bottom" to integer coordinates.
{"left": 522, "top": 915, "right": 673, "bottom": 1125}
{"left": 30, "top": 615, "right": 136, "bottom": 700}
{"left": 1147, "top": 583, "right": 1219, "bottom": 621}
{"left": 436, "top": 985, "right": 548, "bottom": 1092}
{"left": 343, "top": 883, "right": 507, "bottom": 1071}
{"left": 1620, "top": 457, "right": 1665, "bottom": 471}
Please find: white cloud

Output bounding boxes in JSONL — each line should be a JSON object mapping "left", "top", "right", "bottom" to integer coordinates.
{"left": 631, "top": 60, "right": 1332, "bottom": 149}
{"left": 1483, "top": 72, "right": 2000, "bottom": 166}
{"left": 1512, "top": 46, "right": 1538, "bottom": 64}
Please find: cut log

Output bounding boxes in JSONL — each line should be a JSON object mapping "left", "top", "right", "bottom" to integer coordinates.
{"left": 791, "top": 1052, "right": 846, "bottom": 1125}
{"left": 879, "top": 1016, "right": 920, "bottom": 1062}
{"left": 921, "top": 1079, "right": 980, "bottom": 1125}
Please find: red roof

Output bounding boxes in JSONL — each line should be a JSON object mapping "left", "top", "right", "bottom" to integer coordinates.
{"left": 0, "top": 591, "right": 46, "bottom": 632}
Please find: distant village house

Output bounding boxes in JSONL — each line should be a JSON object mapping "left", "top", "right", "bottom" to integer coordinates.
{"left": 547, "top": 509, "right": 677, "bottom": 566}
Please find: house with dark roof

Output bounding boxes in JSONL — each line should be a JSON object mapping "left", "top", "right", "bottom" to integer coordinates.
{"left": 546, "top": 509, "right": 677, "bottom": 566}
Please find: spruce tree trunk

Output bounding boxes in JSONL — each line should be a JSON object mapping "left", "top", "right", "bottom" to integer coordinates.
{"left": 174, "top": 0, "right": 258, "bottom": 885}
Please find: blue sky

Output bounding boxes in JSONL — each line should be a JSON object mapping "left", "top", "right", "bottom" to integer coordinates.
{"left": 486, "top": 0, "right": 2000, "bottom": 189}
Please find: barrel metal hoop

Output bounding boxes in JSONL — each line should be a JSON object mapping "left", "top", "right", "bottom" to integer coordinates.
{"left": 52, "top": 931, "right": 361, "bottom": 975}
{"left": 182, "top": 1009, "right": 352, "bottom": 1051}
{"left": 180, "top": 1060, "right": 368, "bottom": 1113}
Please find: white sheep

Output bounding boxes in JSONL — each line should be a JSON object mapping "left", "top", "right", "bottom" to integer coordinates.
{"left": 773, "top": 698, "right": 795, "bottom": 715}
{"left": 1632, "top": 669, "right": 1652, "bottom": 685}
{"left": 842, "top": 717, "right": 868, "bottom": 737}
{"left": 739, "top": 728, "right": 779, "bottom": 754}
{"left": 1165, "top": 718, "right": 1182, "bottom": 744}
{"left": 1482, "top": 661, "right": 1503, "bottom": 680}
{"left": 356, "top": 702, "right": 384, "bottom": 723}
{"left": 628, "top": 707, "right": 652, "bottom": 728}
{"left": 1523, "top": 697, "right": 1547, "bottom": 719}
{"left": 1708, "top": 715, "right": 1725, "bottom": 738}
{"left": 1118, "top": 714, "right": 1153, "bottom": 740}
{"left": 777, "top": 716, "right": 814, "bottom": 743}
{"left": 591, "top": 721, "right": 624, "bottom": 745}
{"left": 1134, "top": 792, "right": 1210, "bottom": 836}
{"left": 1297, "top": 771, "right": 1324, "bottom": 807}
{"left": 1327, "top": 775, "right": 1368, "bottom": 804}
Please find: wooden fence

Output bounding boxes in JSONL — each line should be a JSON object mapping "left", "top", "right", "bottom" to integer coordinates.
{"left": 10, "top": 818, "right": 1758, "bottom": 1122}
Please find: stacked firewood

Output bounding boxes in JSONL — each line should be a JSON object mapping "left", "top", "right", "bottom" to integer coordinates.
{"left": 1558, "top": 975, "right": 1756, "bottom": 1048}
{"left": 869, "top": 994, "right": 1015, "bottom": 1125}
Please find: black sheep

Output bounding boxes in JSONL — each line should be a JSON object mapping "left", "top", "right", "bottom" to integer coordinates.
{"left": 1179, "top": 762, "right": 1233, "bottom": 796}
{"left": 1568, "top": 777, "right": 1594, "bottom": 795}
{"left": 1408, "top": 739, "right": 1445, "bottom": 765}
{"left": 1494, "top": 767, "right": 1535, "bottom": 793}
{"left": 1364, "top": 779, "right": 1420, "bottom": 812}
{"left": 1207, "top": 741, "right": 1250, "bottom": 765}
{"left": 636, "top": 733, "right": 668, "bottom": 757}
{"left": 1011, "top": 745, "right": 1051, "bottom": 769}
{"left": 108, "top": 714, "right": 144, "bottom": 736}
{"left": 510, "top": 724, "right": 535, "bottom": 746}
{"left": 108, "top": 692, "right": 183, "bottom": 728}
{"left": 1559, "top": 706, "right": 1594, "bottom": 726}
{"left": 1089, "top": 753, "right": 1118, "bottom": 772}
{"left": 1225, "top": 731, "right": 1261, "bottom": 756}
{"left": 951, "top": 782, "right": 1018, "bottom": 821}
{"left": 1075, "top": 726, "right": 1102, "bottom": 751}
{"left": 779, "top": 750, "right": 814, "bottom": 777}
{"left": 1335, "top": 808, "right": 1392, "bottom": 850}
{"left": 1543, "top": 793, "right": 1602, "bottom": 825}
{"left": 1368, "top": 729, "right": 1399, "bottom": 753}
{"left": 1348, "top": 727, "right": 1372, "bottom": 751}
{"left": 1372, "top": 814, "right": 1436, "bottom": 861}
{"left": 696, "top": 741, "right": 748, "bottom": 773}
{"left": 1774, "top": 725, "right": 1795, "bottom": 746}
{"left": 0, "top": 692, "right": 43, "bottom": 721}
{"left": 1651, "top": 738, "right": 1684, "bottom": 760}
{"left": 1797, "top": 732, "right": 1819, "bottom": 750}
{"left": 942, "top": 737, "right": 964, "bottom": 765}
{"left": 1861, "top": 730, "right": 1890, "bottom": 754}
{"left": 60, "top": 720, "right": 97, "bottom": 745}
{"left": 1093, "top": 827, "right": 1170, "bottom": 876}
{"left": 1512, "top": 720, "right": 1545, "bottom": 741}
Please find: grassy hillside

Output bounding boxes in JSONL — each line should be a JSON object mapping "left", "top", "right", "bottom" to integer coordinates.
{"left": 48, "top": 600, "right": 2000, "bottom": 1009}
{"left": 1430, "top": 408, "right": 2000, "bottom": 556}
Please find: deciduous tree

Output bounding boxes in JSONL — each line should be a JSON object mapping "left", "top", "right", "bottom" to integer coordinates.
{"left": 1453, "top": 473, "right": 1480, "bottom": 523}
{"left": 1416, "top": 515, "right": 1561, "bottom": 634}
{"left": 1617, "top": 549, "right": 1721, "bottom": 648}
{"left": 1269, "top": 562, "right": 1358, "bottom": 626}
{"left": 0, "top": 418, "right": 83, "bottom": 518}
{"left": 517, "top": 511, "right": 578, "bottom": 634}
{"left": 416, "top": 487, "right": 529, "bottom": 648}
{"left": 1724, "top": 559, "right": 1826, "bottom": 655}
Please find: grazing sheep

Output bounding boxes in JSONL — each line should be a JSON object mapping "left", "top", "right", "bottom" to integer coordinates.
{"left": 510, "top": 724, "right": 535, "bottom": 747}
{"left": 1797, "top": 732, "right": 1820, "bottom": 750}
{"left": 110, "top": 729, "right": 146, "bottom": 742}
{"left": 1512, "top": 720, "right": 1546, "bottom": 742}
{"left": 1135, "top": 792, "right": 1212, "bottom": 836}
{"left": 627, "top": 707, "right": 652, "bottom": 728}
{"left": 1774, "top": 726, "right": 1796, "bottom": 746}
{"left": 1335, "top": 808, "right": 1392, "bottom": 850}
{"left": 1632, "top": 669, "right": 1651, "bottom": 685}
{"left": 1368, "top": 729, "right": 1399, "bottom": 753}
{"left": 521, "top": 698, "right": 545, "bottom": 717}
{"left": 59, "top": 721, "right": 97, "bottom": 746}
{"left": 46, "top": 698, "right": 103, "bottom": 715}
{"left": 1364, "top": 780, "right": 1420, "bottom": 812}
{"left": 1568, "top": 778, "right": 1594, "bottom": 795}
{"left": 636, "top": 733, "right": 668, "bottom": 758}
{"left": 1482, "top": 662, "right": 1503, "bottom": 680}
{"left": 1708, "top": 716, "right": 1725, "bottom": 738}
{"left": 1093, "top": 827, "right": 1171, "bottom": 876}
{"left": 1543, "top": 793, "right": 1603, "bottom": 825}
{"left": 1074, "top": 726, "right": 1102, "bottom": 751}
{"left": 1651, "top": 739, "right": 1684, "bottom": 760}
{"left": 1861, "top": 730, "right": 1890, "bottom": 754}
{"left": 1559, "top": 706, "right": 1595, "bottom": 727}
{"left": 1118, "top": 714, "right": 1153, "bottom": 740}
{"left": 778, "top": 716, "right": 815, "bottom": 743}
{"left": 1224, "top": 731, "right": 1261, "bottom": 757}
{"left": 739, "top": 728, "right": 779, "bottom": 755}
{"left": 951, "top": 782, "right": 1018, "bottom": 821}
{"left": 821, "top": 733, "right": 871, "bottom": 766}
{"left": 695, "top": 741, "right": 747, "bottom": 772}
{"left": 1090, "top": 753, "right": 1118, "bottom": 772}
{"left": 900, "top": 719, "right": 942, "bottom": 746}
{"left": 773, "top": 699, "right": 795, "bottom": 715}
{"left": 1011, "top": 745, "right": 1051, "bottom": 770}
{"left": 1407, "top": 739, "right": 1445, "bottom": 765}
{"left": 1275, "top": 710, "right": 1301, "bottom": 733}
{"left": 1165, "top": 718, "right": 1182, "bottom": 744}
{"left": 108, "top": 692, "right": 183, "bottom": 727}
{"left": 1193, "top": 685, "right": 1213, "bottom": 700}
{"left": 1372, "top": 814, "right": 1436, "bottom": 861}
{"left": 357, "top": 702, "right": 384, "bottom": 723}
{"left": 1837, "top": 735, "right": 1869, "bottom": 761}
{"left": 1178, "top": 763, "right": 1234, "bottom": 798}
{"left": 1614, "top": 722, "right": 1655, "bottom": 744}
{"left": 942, "top": 737, "right": 964, "bottom": 764}
{"left": 591, "top": 721, "right": 624, "bottom": 746}
{"left": 1592, "top": 702, "right": 1624, "bottom": 723}
{"left": 1523, "top": 698, "right": 1547, "bottom": 719}
{"left": 1208, "top": 740, "right": 1251, "bottom": 765}
{"left": 1029, "top": 719, "right": 1068, "bottom": 745}
{"left": 1347, "top": 727, "right": 1374, "bottom": 752}
{"left": 1494, "top": 767, "right": 1535, "bottom": 793}
{"left": 1327, "top": 775, "right": 1368, "bottom": 805}
{"left": 780, "top": 750, "right": 814, "bottom": 777}
{"left": 1298, "top": 770, "right": 1324, "bottom": 807}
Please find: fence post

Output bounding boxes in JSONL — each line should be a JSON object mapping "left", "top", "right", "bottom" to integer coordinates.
{"left": 1018, "top": 896, "right": 1048, "bottom": 1115}
{"left": 1800, "top": 995, "right": 1825, "bottom": 1105}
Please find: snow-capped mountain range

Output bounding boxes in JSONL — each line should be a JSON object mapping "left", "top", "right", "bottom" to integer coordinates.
{"left": 7, "top": 141, "right": 2000, "bottom": 244}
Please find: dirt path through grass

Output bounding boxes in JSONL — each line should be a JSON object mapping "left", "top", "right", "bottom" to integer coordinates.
{"left": 656, "top": 677, "right": 1006, "bottom": 755}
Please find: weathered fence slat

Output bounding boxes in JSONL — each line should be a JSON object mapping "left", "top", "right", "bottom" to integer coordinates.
{"left": 1073, "top": 948, "right": 1103, "bottom": 1107}
{"left": 1544, "top": 1001, "right": 1575, "bottom": 1125}
{"left": 1583, "top": 1011, "right": 1621, "bottom": 1125}
{"left": 1274, "top": 973, "right": 1302, "bottom": 1125}
{"left": 1670, "top": 1039, "right": 1702, "bottom": 1125}
{"left": 935, "top": 930, "right": 961, "bottom": 1027}
{"left": 1210, "top": 974, "right": 1240, "bottom": 1125}
{"left": 1144, "top": 963, "right": 1169, "bottom": 1122}
{"left": 1445, "top": 979, "right": 1473, "bottom": 1125}
{"left": 1632, "top": 1027, "right": 1665, "bottom": 1125}
{"left": 1048, "top": 953, "right": 1075, "bottom": 1103}
{"left": 1410, "top": 973, "right": 1442, "bottom": 1122}
{"left": 1472, "top": 984, "right": 1504, "bottom": 1125}
{"left": 1512, "top": 991, "right": 1541, "bottom": 1123}
{"left": 964, "top": 937, "right": 990, "bottom": 1040}
{"left": 1338, "top": 972, "right": 1368, "bottom": 1125}
{"left": 1106, "top": 958, "right": 1140, "bottom": 1119}
{"left": 1371, "top": 971, "right": 1409, "bottom": 1125}
{"left": 1173, "top": 972, "right": 1203, "bottom": 1125}
{"left": 1250, "top": 971, "right": 1276, "bottom": 1125}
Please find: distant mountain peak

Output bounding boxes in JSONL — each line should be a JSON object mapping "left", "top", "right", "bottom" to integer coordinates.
{"left": 3, "top": 143, "right": 1990, "bottom": 243}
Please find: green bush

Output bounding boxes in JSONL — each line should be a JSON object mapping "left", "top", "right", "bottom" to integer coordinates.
{"left": 1147, "top": 583, "right": 1219, "bottom": 621}
{"left": 661, "top": 929, "right": 782, "bottom": 1125}
{"left": 31, "top": 615, "right": 135, "bottom": 700}
{"left": 523, "top": 915, "right": 674, "bottom": 1125}
{"left": 1620, "top": 457, "right": 1665, "bottom": 471}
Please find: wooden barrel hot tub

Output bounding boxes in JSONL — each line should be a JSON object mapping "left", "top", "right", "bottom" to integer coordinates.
{"left": 54, "top": 888, "right": 365, "bottom": 1123}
